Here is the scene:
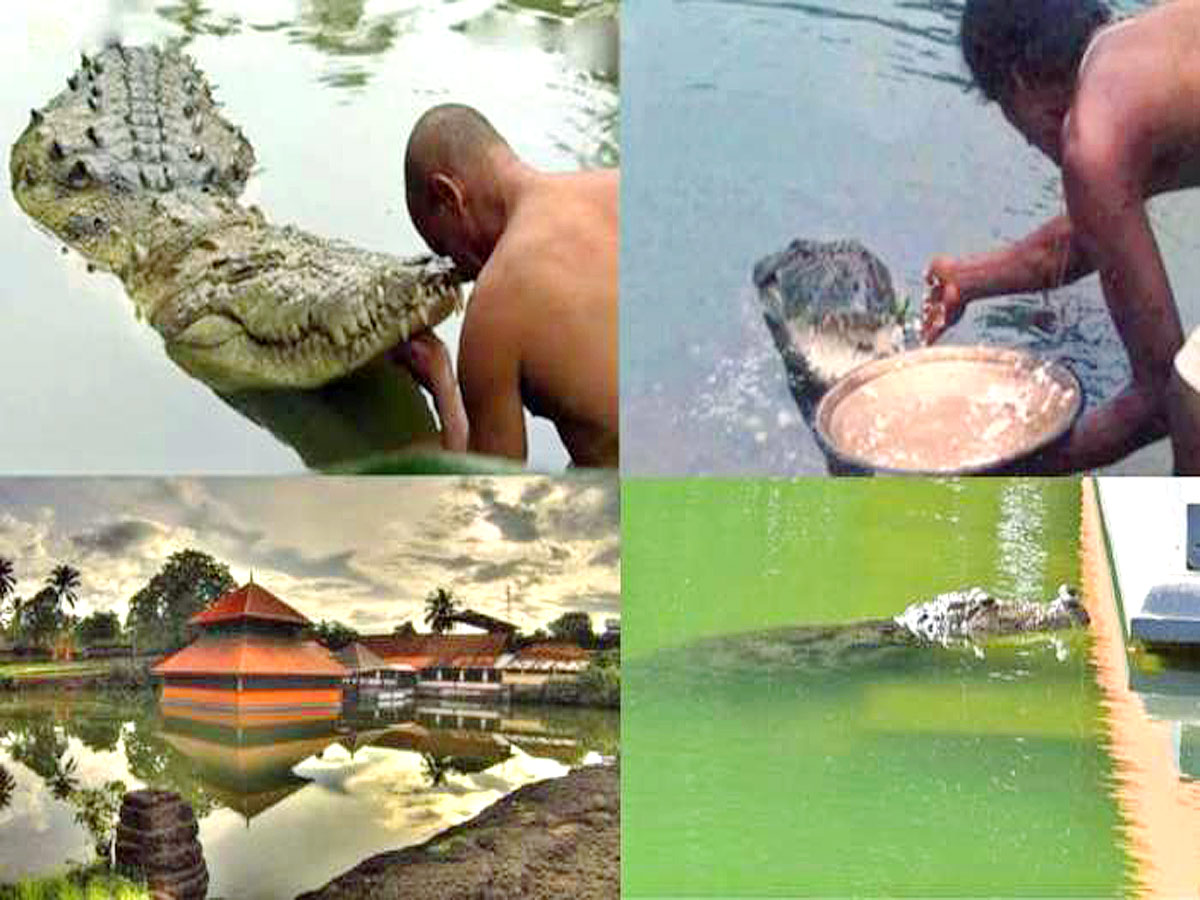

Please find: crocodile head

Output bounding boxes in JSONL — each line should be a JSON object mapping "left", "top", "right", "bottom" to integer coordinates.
{"left": 11, "top": 44, "right": 465, "bottom": 394}
{"left": 751, "top": 239, "right": 908, "bottom": 414}
{"left": 150, "top": 236, "right": 465, "bottom": 393}
{"left": 894, "top": 584, "right": 1088, "bottom": 645}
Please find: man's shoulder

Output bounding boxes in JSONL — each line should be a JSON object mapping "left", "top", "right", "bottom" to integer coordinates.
{"left": 459, "top": 257, "right": 525, "bottom": 349}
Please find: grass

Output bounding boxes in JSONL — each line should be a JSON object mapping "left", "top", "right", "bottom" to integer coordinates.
{"left": 0, "top": 867, "right": 148, "bottom": 900}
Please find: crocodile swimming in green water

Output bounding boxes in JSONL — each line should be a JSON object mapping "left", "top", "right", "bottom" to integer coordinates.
{"left": 11, "top": 44, "right": 462, "bottom": 394}
{"left": 659, "top": 585, "right": 1088, "bottom": 676}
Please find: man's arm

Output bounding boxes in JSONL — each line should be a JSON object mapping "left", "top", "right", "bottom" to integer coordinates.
{"left": 923, "top": 214, "right": 1097, "bottom": 342}
{"left": 391, "top": 332, "right": 469, "bottom": 452}
{"left": 457, "top": 290, "right": 528, "bottom": 461}
{"left": 1030, "top": 125, "right": 1181, "bottom": 472}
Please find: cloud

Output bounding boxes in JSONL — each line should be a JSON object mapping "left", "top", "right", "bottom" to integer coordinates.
{"left": 70, "top": 518, "right": 165, "bottom": 556}
{"left": 0, "top": 476, "right": 620, "bottom": 632}
{"left": 589, "top": 542, "right": 620, "bottom": 568}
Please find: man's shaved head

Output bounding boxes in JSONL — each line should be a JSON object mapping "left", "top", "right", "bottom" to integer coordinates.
{"left": 405, "top": 104, "right": 510, "bottom": 217}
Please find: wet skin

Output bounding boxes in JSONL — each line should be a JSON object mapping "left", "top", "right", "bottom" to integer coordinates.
{"left": 924, "top": 0, "right": 1200, "bottom": 472}
{"left": 401, "top": 166, "right": 619, "bottom": 468}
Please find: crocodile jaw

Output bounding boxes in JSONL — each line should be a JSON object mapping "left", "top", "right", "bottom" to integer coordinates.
{"left": 163, "top": 273, "right": 462, "bottom": 393}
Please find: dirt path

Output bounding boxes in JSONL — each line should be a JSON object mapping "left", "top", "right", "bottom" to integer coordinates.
{"left": 295, "top": 764, "right": 619, "bottom": 900}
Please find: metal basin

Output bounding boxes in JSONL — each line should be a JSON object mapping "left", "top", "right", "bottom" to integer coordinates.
{"left": 814, "top": 345, "right": 1082, "bottom": 475}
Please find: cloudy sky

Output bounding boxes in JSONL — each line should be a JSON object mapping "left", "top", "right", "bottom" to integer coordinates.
{"left": 0, "top": 477, "right": 620, "bottom": 633}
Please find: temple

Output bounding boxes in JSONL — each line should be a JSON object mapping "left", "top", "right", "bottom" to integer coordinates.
{"left": 152, "top": 581, "right": 348, "bottom": 731}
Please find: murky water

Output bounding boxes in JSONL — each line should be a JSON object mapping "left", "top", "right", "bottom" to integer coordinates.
{"left": 0, "top": 0, "right": 617, "bottom": 474}
{"left": 620, "top": 0, "right": 1197, "bottom": 475}
{"left": 0, "top": 692, "right": 617, "bottom": 898}
{"left": 622, "top": 478, "right": 1137, "bottom": 896}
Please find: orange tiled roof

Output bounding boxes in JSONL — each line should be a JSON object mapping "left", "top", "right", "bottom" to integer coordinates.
{"left": 189, "top": 582, "right": 312, "bottom": 627}
{"left": 153, "top": 633, "right": 348, "bottom": 678}
{"left": 514, "top": 642, "right": 591, "bottom": 663}
{"left": 333, "top": 641, "right": 390, "bottom": 672}
{"left": 359, "top": 632, "right": 508, "bottom": 669}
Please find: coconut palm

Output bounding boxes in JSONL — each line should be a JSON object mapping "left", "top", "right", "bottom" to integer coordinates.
{"left": 423, "top": 587, "right": 458, "bottom": 634}
{"left": 0, "top": 557, "right": 15, "bottom": 604}
{"left": 420, "top": 753, "right": 454, "bottom": 787}
{"left": 47, "top": 754, "right": 79, "bottom": 801}
{"left": 0, "top": 764, "right": 14, "bottom": 812}
{"left": 0, "top": 558, "right": 15, "bottom": 636}
{"left": 46, "top": 564, "right": 81, "bottom": 612}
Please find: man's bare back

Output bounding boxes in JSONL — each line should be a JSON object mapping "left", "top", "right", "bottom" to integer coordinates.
{"left": 1075, "top": 0, "right": 1200, "bottom": 195}
{"left": 401, "top": 105, "right": 619, "bottom": 468}
{"left": 460, "top": 170, "right": 619, "bottom": 466}
{"left": 923, "top": 0, "right": 1200, "bottom": 472}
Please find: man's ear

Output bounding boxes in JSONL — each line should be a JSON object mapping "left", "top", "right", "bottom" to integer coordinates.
{"left": 431, "top": 173, "right": 464, "bottom": 215}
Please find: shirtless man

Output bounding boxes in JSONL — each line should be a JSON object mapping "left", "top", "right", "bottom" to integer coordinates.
{"left": 394, "top": 104, "right": 618, "bottom": 467}
{"left": 922, "top": 0, "right": 1200, "bottom": 472}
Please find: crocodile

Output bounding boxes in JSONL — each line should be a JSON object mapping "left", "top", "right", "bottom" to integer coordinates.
{"left": 10, "top": 44, "right": 462, "bottom": 393}
{"left": 752, "top": 238, "right": 909, "bottom": 419}
{"left": 657, "top": 585, "right": 1088, "bottom": 676}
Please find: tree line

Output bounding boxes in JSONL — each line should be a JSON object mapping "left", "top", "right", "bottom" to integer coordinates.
{"left": 2, "top": 552, "right": 617, "bottom": 656}
{"left": 0, "top": 550, "right": 235, "bottom": 655}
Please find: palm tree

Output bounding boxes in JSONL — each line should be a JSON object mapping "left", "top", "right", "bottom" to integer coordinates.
{"left": 423, "top": 587, "right": 458, "bottom": 634}
{"left": 0, "top": 764, "right": 14, "bottom": 812}
{"left": 0, "top": 558, "right": 15, "bottom": 636}
{"left": 0, "top": 558, "right": 15, "bottom": 604}
{"left": 47, "top": 564, "right": 81, "bottom": 612}
{"left": 48, "top": 754, "right": 79, "bottom": 801}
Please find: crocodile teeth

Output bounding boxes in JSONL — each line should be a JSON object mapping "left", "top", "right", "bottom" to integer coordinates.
{"left": 416, "top": 305, "right": 429, "bottom": 327}
{"left": 399, "top": 319, "right": 410, "bottom": 342}
{"left": 332, "top": 325, "right": 348, "bottom": 348}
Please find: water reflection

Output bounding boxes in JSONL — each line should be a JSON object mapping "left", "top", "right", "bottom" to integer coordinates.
{"left": 0, "top": 693, "right": 616, "bottom": 895}
{"left": 1080, "top": 482, "right": 1200, "bottom": 897}
{"left": 157, "top": 1, "right": 243, "bottom": 40}
{"left": 623, "top": 478, "right": 1129, "bottom": 897}
{"left": 2, "top": 0, "right": 617, "bottom": 473}
{"left": 622, "top": 0, "right": 1176, "bottom": 474}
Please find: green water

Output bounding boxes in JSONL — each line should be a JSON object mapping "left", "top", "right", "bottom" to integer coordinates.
{"left": 623, "top": 478, "right": 1132, "bottom": 897}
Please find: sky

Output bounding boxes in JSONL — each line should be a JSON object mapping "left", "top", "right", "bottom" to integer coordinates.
{"left": 0, "top": 476, "right": 620, "bottom": 634}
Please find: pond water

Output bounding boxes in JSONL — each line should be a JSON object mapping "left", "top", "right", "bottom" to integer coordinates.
{"left": 620, "top": 0, "right": 1199, "bottom": 476}
{"left": 0, "top": 691, "right": 617, "bottom": 899}
{"left": 622, "top": 478, "right": 1138, "bottom": 896}
{"left": 0, "top": 0, "right": 617, "bottom": 474}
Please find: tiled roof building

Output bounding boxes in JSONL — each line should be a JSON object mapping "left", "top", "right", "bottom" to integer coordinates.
{"left": 153, "top": 581, "right": 347, "bottom": 728}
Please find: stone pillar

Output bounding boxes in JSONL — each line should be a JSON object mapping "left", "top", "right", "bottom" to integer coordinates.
{"left": 115, "top": 789, "right": 208, "bottom": 900}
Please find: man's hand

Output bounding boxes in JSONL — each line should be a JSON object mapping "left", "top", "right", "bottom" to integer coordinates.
{"left": 390, "top": 331, "right": 468, "bottom": 452}
{"left": 921, "top": 256, "right": 967, "bottom": 344}
{"left": 392, "top": 331, "right": 454, "bottom": 394}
